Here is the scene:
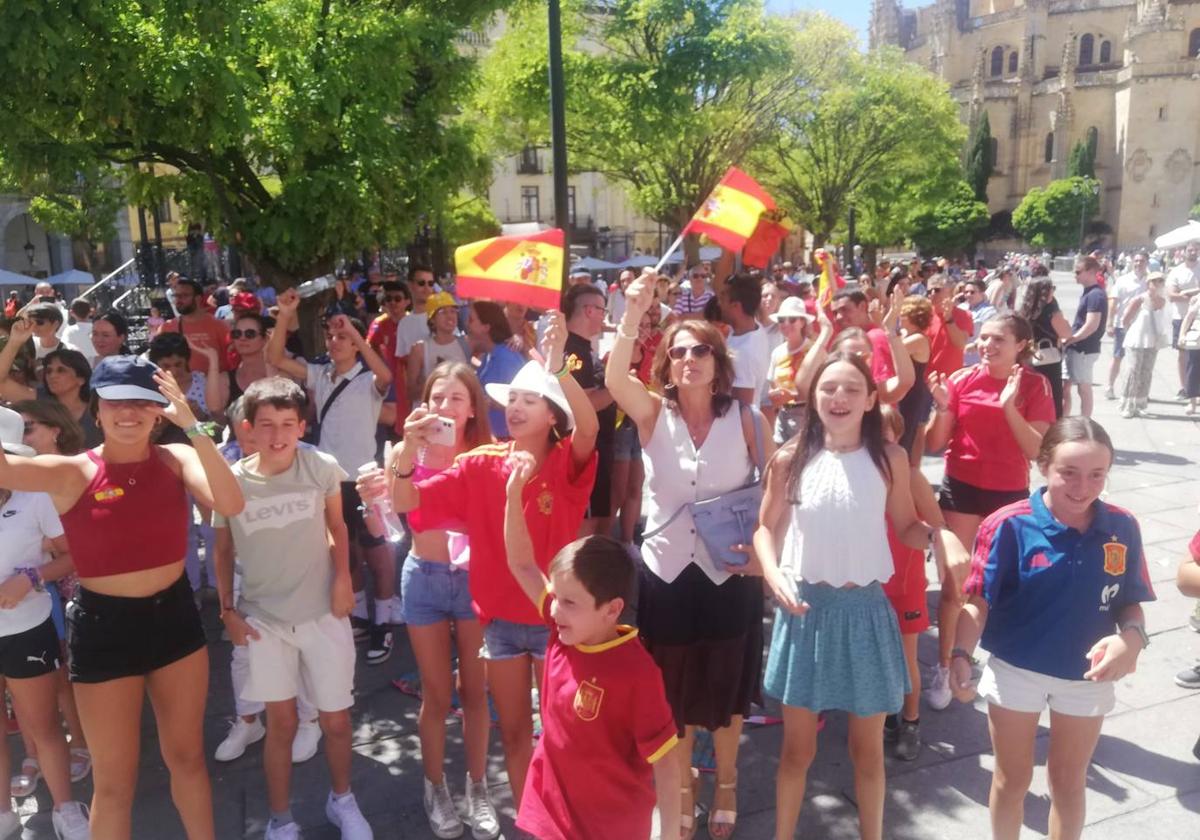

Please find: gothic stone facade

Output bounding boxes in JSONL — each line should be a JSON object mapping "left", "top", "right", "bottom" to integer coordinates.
{"left": 871, "top": 0, "right": 1200, "bottom": 250}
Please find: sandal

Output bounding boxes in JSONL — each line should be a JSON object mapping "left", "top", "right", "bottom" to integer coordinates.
{"left": 10, "top": 757, "right": 40, "bottom": 798}
{"left": 69, "top": 748, "right": 92, "bottom": 783}
{"left": 707, "top": 773, "right": 738, "bottom": 839}
{"left": 679, "top": 766, "right": 699, "bottom": 840}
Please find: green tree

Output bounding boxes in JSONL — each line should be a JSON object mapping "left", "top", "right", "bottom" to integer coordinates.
{"left": 443, "top": 195, "right": 502, "bottom": 252}
{"left": 1190, "top": 196, "right": 1200, "bottom": 221}
{"left": 761, "top": 43, "right": 966, "bottom": 248}
{"left": 1067, "top": 140, "right": 1095, "bottom": 179}
{"left": 908, "top": 180, "right": 989, "bottom": 255}
{"left": 965, "top": 111, "right": 994, "bottom": 203}
{"left": 478, "top": 0, "right": 804, "bottom": 261}
{"left": 1012, "top": 176, "right": 1100, "bottom": 252}
{"left": 0, "top": 0, "right": 504, "bottom": 289}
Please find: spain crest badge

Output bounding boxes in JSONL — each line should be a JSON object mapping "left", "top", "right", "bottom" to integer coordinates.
{"left": 1102, "top": 540, "right": 1127, "bottom": 577}
{"left": 573, "top": 678, "right": 605, "bottom": 722}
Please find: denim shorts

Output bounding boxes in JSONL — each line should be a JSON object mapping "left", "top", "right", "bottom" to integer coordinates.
{"left": 480, "top": 618, "right": 549, "bottom": 661}
{"left": 400, "top": 554, "right": 475, "bottom": 626}
{"left": 612, "top": 416, "right": 642, "bottom": 462}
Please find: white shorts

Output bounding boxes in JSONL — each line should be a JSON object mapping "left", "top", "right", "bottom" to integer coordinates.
{"left": 1063, "top": 349, "right": 1099, "bottom": 384}
{"left": 979, "top": 656, "right": 1114, "bottom": 718}
{"left": 241, "top": 613, "right": 355, "bottom": 713}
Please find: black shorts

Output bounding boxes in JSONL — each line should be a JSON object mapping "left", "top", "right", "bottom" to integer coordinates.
{"left": 67, "top": 574, "right": 206, "bottom": 684}
{"left": 938, "top": 474, "right": 1029, "bottom": 518}
{"left": 340, "top": 481, "right": 387, "bottom": 549}
{"left": 0, "top": 617, "right": 61, "bottom": 679}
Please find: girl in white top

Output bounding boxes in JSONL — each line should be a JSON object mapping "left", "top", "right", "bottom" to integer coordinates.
{"left": 754, "top": 353, "right": 968, "bottom": 840}
{"left": 1119, "top": 272, "right": 1172, "bottom": 418}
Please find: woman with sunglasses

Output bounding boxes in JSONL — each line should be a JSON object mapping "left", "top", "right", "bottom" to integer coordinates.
{"left": 765, "top": 297, "right": 815, "bottom": 444}
{"left": 0, "top": 356, "right": 243, "bottom": 838}
{"left": 0, "top": 320, "right": 102, "bottom": 449}
{"left": 217, "top": 313, "right": 278, "bottom": 408}
{"left": 606, "top": 272, "right": 773, "bottom": 840}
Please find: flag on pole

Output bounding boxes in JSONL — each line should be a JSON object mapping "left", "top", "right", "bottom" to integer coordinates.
{"left": 741, "top": 209, "right": 794, "bottom": 269}
{"left": 454, "top": 229, "right": 565, "bottom": 310}
{"left": 815, "top": 248, "right": 845, "bottom": 309}
{"left": 685, "top": 167, "right": 776, "bottom": 253}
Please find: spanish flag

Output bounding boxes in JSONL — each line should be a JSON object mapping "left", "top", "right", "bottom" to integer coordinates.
{"left": 685, "top": 167, "right": 776, "bottom": 253}
{"left": 455, "top": 228, "right": 565, "bottom": 310}
{"left": 815, "top": 248, "right": 845, "bottom": 309}
{"left": 742, "top": 209, "right": 794, "bottom": 269}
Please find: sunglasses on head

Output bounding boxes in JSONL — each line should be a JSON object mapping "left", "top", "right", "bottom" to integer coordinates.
{"left": 667, "top": 343, "right": 713, "bottom": 361}
{"left": 230, "top": 328, "right": 261, "bottom": 339}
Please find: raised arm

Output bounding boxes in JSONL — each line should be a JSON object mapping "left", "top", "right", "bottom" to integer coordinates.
{"left": 923, "top": 371, "right": 957, "bottom": 453}
{"left": 876, "top": 290, "right": 914, "bottom": 404}
{"left": 0, "top": 317, "right": 37, "bottom": 402}
{"left": 265, "top": 289, "right": 309, "bottom": 380}
{"left": 541, "top": 310, "right": 598, "bottom": 465}
{"left": 190, "top": 339, "right": 227, "bottom": 414}
{"left": 334, "top": 314, "right": 391, "bottom": 395}
{"left": 793, "top": 306, "right": 834, "bottom": 399}
{"left": 504, "top": 451, "right": 548, "bottom": 606}
{"left": 605, "top": 272, "right": 661, "bottom": 438}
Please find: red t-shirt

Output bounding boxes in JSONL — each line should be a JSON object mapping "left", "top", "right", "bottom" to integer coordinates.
{"left": 409, "top": 439, "right": 597, "bottom": 624}
{"left": 367, "top": 314, "right": 408, "bottom": 431}
{"left": 926, "top": 307, "right": 974, "bottom": 377}
{"left": 517, "top": 592, "right": 678, "bottom": 840}
{"left": 1189, "top": 529, "right": 1200, "bottom": 563}
{"left": 867, "top": 327, "right": 895, "bottom": 384}
{"left": 944, "top": 365, "right": 1056, "bottom": 491}
{"left": 161, "top": 315, "right": 232, "bottom": 372}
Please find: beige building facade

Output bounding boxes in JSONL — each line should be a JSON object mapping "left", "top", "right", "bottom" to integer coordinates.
{"left": 871, "top": 0, "right": 1200, "bottom": 250}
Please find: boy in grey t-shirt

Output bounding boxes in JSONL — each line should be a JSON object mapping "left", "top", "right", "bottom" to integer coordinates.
{"left": 213, "top": 378, "right": 374, "bottom": 840}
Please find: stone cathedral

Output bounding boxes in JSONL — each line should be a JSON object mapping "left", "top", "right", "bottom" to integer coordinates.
{"left": 870, "top": 0, "right": 1200, "bottom": 251}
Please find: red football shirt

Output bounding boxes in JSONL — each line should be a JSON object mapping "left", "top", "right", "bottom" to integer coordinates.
{"left": 867, "top": 327, "right": 895, "bottom": 384}
{"left": 409, "top": 439, "right": 597, "bottom": 624}
{"left": 926, "top": 306, "right": 974, "bottom": 377}
{"left": 517, "top": 592, "right": 678, "bottom": 840}
{"left": 367, "top": 313, "right": 408, "bottom": 431}
{"left": 161, "top": 315, "right": 233, "bottom": 372}
{"left": 944, "top": 365, "right": 1056, "bottom": 491}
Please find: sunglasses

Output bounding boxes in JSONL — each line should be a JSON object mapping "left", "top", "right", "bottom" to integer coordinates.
{"left": 384, "top": 295, "right": 407, "bottom": 304}
{"left": 667, "top": 343, "right": 713, "bottom": 361}
{"left": 230, "top": 328, "right": 261, "bottom": 339}
{"left": 777, "top": 317, "right": 805, "bottom": 324}
{"left": 413, "top": 280, "right": 434, "bottom": 288}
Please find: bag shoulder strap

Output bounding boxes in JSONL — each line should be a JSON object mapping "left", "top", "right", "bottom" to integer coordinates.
{"left": 317, "top": 366, "right": 368, "bottom": 429}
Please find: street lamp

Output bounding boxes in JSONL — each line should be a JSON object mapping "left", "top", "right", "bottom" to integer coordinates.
{"left": 21, "top": 214, "right": 35, "bottom": 267}
{"left": 1074, "top": 179, "right": 1100, "bottom": 254}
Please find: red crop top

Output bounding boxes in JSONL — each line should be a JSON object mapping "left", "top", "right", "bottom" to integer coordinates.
{"left": 60, "top": 449, "right": 189, "bottom": 578}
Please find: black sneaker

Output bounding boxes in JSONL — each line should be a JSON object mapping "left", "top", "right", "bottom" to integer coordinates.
{"left": 894, "top": 718, "right": 921, "bottom": 761}
{"left": 351, "top": 616, "right": 371, "bottom": 644}
{"left": 1175, "top": 661, "right": 1200, "bottom": 690}
{"left": 366, "top": 625, "right": 393, "bottom": 666}
{"left": 883, "top": 714, "right": 899, "bottom": 743}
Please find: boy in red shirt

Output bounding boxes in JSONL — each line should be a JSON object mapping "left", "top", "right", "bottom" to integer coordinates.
{"left": 503, "top": 451, "right": 680, "bottom": 840}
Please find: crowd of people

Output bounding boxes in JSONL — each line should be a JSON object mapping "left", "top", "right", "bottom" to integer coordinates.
{"left": 0, "top": 242, "right": 1195, "bottom": 840}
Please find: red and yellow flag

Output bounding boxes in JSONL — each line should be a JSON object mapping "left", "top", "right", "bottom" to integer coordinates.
{"left": 742, "top": 209, "right": 794, "bottom": 269}
{"left": 815, "top": 248, "right": 846, "bottom": 310}
{"left": 454, "top": 228, "right": 565, "bottom": 310}
{"left": 685, "top": 167, "right": 776, "bottom": 253}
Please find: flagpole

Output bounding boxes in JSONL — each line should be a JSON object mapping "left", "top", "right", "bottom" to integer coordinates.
{"left": 653, "top": 232, "right": 685, "bottom": 274}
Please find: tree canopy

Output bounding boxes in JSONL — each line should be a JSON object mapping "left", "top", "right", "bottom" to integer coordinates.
{"left": 1012, "top": 176, "right": 1100, "bottom": 252}
{"left": 909, "top": 180, "right": 990, "bottom": 256}
{"left": 965, "top": 111, "right": 993, "bottom": 204}
{"left": 0, "top": 0, "right": 505, "bottom": 287}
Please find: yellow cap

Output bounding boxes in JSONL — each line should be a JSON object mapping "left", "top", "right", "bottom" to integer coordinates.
{"left": 425, "top": 292, "right": 458, "bottom": 322}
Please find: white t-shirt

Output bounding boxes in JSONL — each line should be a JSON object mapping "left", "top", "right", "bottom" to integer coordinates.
{"left": 305, "top": 361, "right": 385, "bottom": 474}
{"left": 727, "top": 325, "right": 772, "bottom": 406}
{"left": 61, "top": 322, "right": 95, "bottom": 363}
{"left": 0, "top": 491, "right": 58, "bottom": 636}
{"left": 393, "top": 311, "right": 430, "bottom": 359}
{"left": 1109, "top": 272, "right": 1148, "bottom": 325}
{"left": 1166, "top": 262, "right": 1200, "bottom": 320}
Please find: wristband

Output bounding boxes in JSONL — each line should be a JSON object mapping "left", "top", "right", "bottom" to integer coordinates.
{"left": 552, "top": 362, "right": 571, "bottom": 380}
{"left": 14, "top": 567, "right": 43, "bottom": 593}
{"left": 1119, "top": 621, "right": 1150, "bottom": 649}
{"left": 616, "top": 325, "right": 639, "bottom": 341}
{"left": 183, "top": 422, "right": 208, "bottom": 439}
{"left": 391, "top": 461, "right": 416, "bottom": 480}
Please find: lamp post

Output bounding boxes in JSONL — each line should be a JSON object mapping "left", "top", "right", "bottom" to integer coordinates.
{"left": 21, "top": 214, "right": 35, "bottom": 267}
{"left": 1075, "top": 179, "right": 1100, "bottom": 254}
{"left": 548, "top": 0, "right": 570, "bottom": 286}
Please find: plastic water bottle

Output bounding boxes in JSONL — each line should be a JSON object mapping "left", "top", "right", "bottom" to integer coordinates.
{"left": 357, "top": 443, "right": 404, "bottom": 543}
{"left": 296, "top": 274, "right": 337, "bottom": 299}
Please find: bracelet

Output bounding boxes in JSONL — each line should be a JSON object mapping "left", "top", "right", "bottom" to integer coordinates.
{"left": 552, "top": 362, "right": 571, "bottom": 380}
{"left": 14, "top": 567, "right": 43, "bottom": 593}
{"left": 391, "top": 461, "right": 415, "bottom": 480}
{"left": 616, "top": 325, "right": 639, "bottom": 341}
{"left": 183, "top": 422, "right": 207, "bottom": 439}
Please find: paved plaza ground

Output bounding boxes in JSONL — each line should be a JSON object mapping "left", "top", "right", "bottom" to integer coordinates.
{"left": 7, "top": 272, "right": 1200, "bottom": 838}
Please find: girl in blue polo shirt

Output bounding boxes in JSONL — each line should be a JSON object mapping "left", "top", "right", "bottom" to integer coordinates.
{"left": 950, "top": 416, "right": 1155, "bottom": 840}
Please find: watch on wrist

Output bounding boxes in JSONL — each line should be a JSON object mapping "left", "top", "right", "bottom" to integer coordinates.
{"left": 1119, "top": 621, "right": 1150, "bottom": 649}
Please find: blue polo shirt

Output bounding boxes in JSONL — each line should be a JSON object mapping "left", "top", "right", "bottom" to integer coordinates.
{"left": 965, "top": 488, "right": 1155, "bottom": 680}
{"left": 477, "top": 343, "right": 526, "bottom": 438}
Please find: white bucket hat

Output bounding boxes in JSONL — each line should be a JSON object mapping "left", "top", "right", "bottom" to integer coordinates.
{"left": 0, "top": 406, "right": 34, "bottom": 458}
{"left": 484, "top": 360, "right": 575, "bottom": 431}
{"left": 769, "top": 296, "right": 815, "bottom": 324}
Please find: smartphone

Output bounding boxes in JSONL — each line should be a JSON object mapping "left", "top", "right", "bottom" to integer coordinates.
{"left": 428, "top": 416, "right": 456, "bottom": 447}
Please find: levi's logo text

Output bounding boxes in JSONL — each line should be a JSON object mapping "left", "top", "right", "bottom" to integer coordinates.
{"left": 93, "top": 487, "right": 124, "bottom": 503}
{"left": 1103, "top": 541, "right": 1127, "bottom": 576}
{"left": 238, "top": 491, "right": 317, "bottom": 535}
{"left": 573, "top": 678, "right": 604, "bottom": 721}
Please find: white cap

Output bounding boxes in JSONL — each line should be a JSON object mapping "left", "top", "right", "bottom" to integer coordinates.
{"left": 484, "top": 360, "right": 575, "bottom": 431}
{"left": 769, "top": 296, "right": 814, "bottom": 324}
{"left": 0, "top": 406, "right": 34, "bottom": 458}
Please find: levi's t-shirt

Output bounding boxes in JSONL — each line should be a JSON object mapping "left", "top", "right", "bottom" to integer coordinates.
{"left": 517, "top": 591, "right": 678, "bottom": 840}
{"left": 213, "top": 447, "right": 347, "bottom": 624}
{"left": 944, "top": 364, "right": 1056, "bottom": 491}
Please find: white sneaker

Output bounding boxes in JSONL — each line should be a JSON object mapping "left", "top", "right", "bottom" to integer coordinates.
{"left": 924, "top": 664, "right": 953, "bottom": 711}
{"left": 214, "top": 717, "right": 266, "bottom": 762}
{"left": 52, "top": 801, "right": 90, "bottom": 840}
{"left": 264, "top": 819, "right": 303, "bottom": 840}
{"left": 423, "top": 777, "right": 464, "bottom": 839}
{"left": 292, "top": 718, "right": 322, "bottom": 764}
{"left": 464, "top": 774, "right": 499, "bottom": 840}
{"left": 0, "top": 810, "right": 20, "bottom": 840}
{"left": 325, "top": 791, "right": 373, "bottom": 840}
{"left": 389, "top": 595, "right": 405, "bottom": 626}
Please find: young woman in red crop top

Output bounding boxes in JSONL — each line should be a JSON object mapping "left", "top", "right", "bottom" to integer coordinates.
{"left": 0, "top": 355, "right": 244, "bottom": 840}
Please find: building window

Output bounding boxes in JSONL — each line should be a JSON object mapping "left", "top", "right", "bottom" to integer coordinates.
{"left": 1099, "top": 40, "right": 1112, "bottom": 64}
{"left": 1189, "top": 28, "right": 1200, "bottom": 58}
{"left": 989, "top": 138, "right": 999, "bottom": 168}
{"left": 1152, "top": 193, "right": 1159, "bottom": 208}
{"left": 1079, "top": 34, "right": 1094, "bottom": 66}
{"left": 1008, "top": 51, "right": 1018, "bottom": 74}
{"left": 1149, "top": 225, "right": 1157, "bottom": 239}
{"left": 1044, "top": 132, "right": 1055, "bottom": 163}
{"left": 990, "top": 46, "right": 1004, "bottom": 77}
{"left": 517, "top": 144, "right": 541, "bottom": 175}
{"left": 520, "top": 186, "right": 540, "bottom": 222}
{"left": 1087, "top": 126, "right": 1099, "bottom": 156}
{"left": 567, "top": 186, "right": 577, "bottom": 227}
{"left": 156, "top": 198, "right": 173, "bottom": 223}
{"left": 1159, "top": 105, "right": 1168, "bottom": 121}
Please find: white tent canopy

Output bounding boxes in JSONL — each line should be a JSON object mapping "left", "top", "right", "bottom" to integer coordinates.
{"left": 1155, "top": 220, "right": 1200, "bottom": 250}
